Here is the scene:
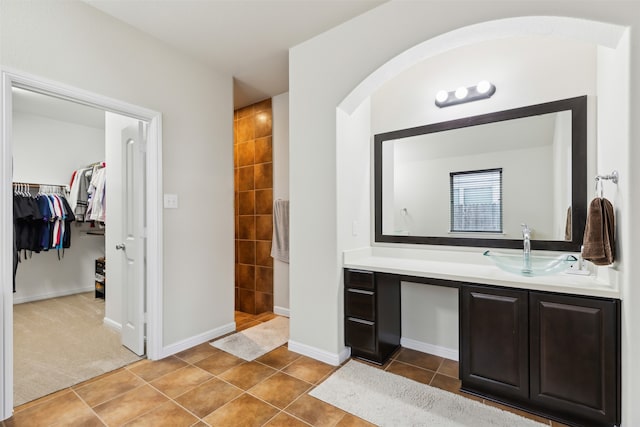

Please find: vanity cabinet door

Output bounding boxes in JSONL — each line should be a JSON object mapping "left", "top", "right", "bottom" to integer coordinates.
{"left": 460, "top": 285, "right": 529, "bottom": 401}
{"left": 530, "top": 292, "right": 620, "bottom": 427}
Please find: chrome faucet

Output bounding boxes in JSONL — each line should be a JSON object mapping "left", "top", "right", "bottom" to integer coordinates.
{"left": 522, "top": 224, "right": 532, "bottom": 273}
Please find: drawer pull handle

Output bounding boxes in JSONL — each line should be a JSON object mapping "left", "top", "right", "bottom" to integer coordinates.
{"left": 348, "top": 317, "right": 374, "bottom": 326}
{"left": 348, "top": 289, "right": 374, "bottom": 295}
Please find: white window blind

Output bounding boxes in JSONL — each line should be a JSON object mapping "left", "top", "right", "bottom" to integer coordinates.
{"left": 450, "top": 168, "right": 502, "bottom": 233}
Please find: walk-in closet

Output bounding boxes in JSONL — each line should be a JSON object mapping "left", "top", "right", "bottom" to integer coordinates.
{"left": 11, "top": 88, "right": 142, "bottom": 406}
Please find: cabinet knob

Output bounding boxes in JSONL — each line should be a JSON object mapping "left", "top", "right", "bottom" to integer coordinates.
{"left": 115, "top": 243, "right": 126, "bottom": 251}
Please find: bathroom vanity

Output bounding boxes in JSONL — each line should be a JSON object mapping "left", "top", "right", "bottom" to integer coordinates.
{"left": 343, "top": 248, "right": 621, "bottom": 427}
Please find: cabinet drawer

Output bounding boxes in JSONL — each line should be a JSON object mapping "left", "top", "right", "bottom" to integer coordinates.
{"left": 345, "top": 318, "right": 376, "bottom": 353}
{"left": 345, "top": 269, "right": 374, "bottom": 290}
{"left": 345, "top": 289, "right": 375, "bottom": 321}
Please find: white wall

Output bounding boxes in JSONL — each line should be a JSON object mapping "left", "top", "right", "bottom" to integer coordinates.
{"left": 289, "top": 4, "right": 638, "bottom": 425}
{"left": 272, "top": 92, "right": 289, "bottom": 314}
{"left": 1, "top": 1, "right": 234, "bottom": 351}
{"left": 12, "top": 111, "right": 105, "bottom": 303}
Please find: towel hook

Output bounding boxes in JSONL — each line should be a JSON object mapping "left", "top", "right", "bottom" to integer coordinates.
{"left": 595, "top": 170, "right": 619, "bottom": 198}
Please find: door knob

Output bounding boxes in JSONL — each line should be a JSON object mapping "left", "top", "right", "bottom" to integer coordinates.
{"left": 116, "top": 243, "right": 126, "bottom": 250}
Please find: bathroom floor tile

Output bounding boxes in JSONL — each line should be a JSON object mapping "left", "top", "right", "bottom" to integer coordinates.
{"left": 92, "top": 384, "right": 168, "bottom": 426}
{"left": 385, "top": 360, "right": 435, "bottom": 385}
{"left": 249, "top": 372, "right": 312, "bottom": 409}
{"left": 335, "top": 413, "right": 378, "bottom": 427}
{"left": 123, "top": 401, "right": 198, "bottom": 427}
{"left": 429, "top": 373, "right": 462, "bottom": 394}
{"left": 263, "top": 411, "right": 311, "bottom": 427}
{"left": 394, "top": 348, "right": 443, "bottom": 371}
{"left": 438, "top": 358, "right": 460, "bottom": 378}
{"left": 203, "top": 393, "right": 279, "bottom": 427}
{"left": 150, "top": 365, "right": 213, "bottom": 398}
{"left": 174, "top": 378, "right": 242, "bottom": 418}
{"left": 282, "top": 356, "right": 335, "bottom": 384}
{"left": 75, "top": 369, "right": 145, "bottom": 407}
{"left": 5, "top": 391, "right": 102, "bottom": 427}
{"left": 174, "top": 342, "right": 220, "bottom": 364}
{"left": 128, "top": 356, "right": 188, "bottom": 382}
{"left": 194, "top": 351, "right": 245, "bottom": 375}
{"left": 219, "top": 361, "right": 277, "bottom": 390}
{"left": 284, "top": 394, "right": 347, "bottom": 427}
{"left": 257, "top": 346, "right": 302, "bottom": 370}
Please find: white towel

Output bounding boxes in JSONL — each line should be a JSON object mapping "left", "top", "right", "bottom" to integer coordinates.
{"left": 271, "top": 199, "right": 289, "bottom": 263}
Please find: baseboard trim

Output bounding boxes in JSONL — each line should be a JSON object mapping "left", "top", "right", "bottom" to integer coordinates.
{"left": 273, "top": 306, "right": 290, "bottom": 317}
{"left": 401, "top": 337, "right": 459, "bottom": 361}
{"left": 103, "top": 317, "right": 122, "bottom": 332}
{"left": 288, "top": 340, "right": 346, "bottom": 366}
{"left": 158, "top": 322, "right": 236, "bottom": 360}
{"left": 13, "top": 286, "right": 95, "bottom": 304}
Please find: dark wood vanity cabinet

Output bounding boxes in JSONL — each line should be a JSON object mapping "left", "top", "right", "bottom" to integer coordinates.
{"left": 461, "top": 285, "right": 620, "bottom": 427}
{"left": 460, "top": 285, "right": 529, "bottom": 401}
{"left": 344, "top": 269, "right": 401, "bottom": 364}
{"left": 529, "top": 292, "right": 620, "bottom": 427}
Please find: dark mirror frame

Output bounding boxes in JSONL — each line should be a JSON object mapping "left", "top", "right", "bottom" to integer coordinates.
{"left": 374, "top": 95, "right": 587, "bottom": 251}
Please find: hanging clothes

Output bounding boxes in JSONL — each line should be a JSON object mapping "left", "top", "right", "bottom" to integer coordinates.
{"left": 12, "top": 184, "right": 75, "bottom": 291}
{"left": 69, "top": 162, "right": 106, "bottom": 224}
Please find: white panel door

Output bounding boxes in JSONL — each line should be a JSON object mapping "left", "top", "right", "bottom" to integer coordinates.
{"left": 119, "top": 122, "right": 145, "bottom": 355}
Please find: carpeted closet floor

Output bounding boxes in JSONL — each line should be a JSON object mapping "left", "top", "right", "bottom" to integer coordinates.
{"left": 13, "top": 292, "right": 141, "bottom": 406}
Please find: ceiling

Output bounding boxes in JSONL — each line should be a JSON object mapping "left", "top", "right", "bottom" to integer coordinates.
{"left": 85, "top": 0, "right": 385, "bottom": 109}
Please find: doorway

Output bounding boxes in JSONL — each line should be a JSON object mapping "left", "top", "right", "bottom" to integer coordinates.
{"left": 1, "top": 70, "right": 163, "bottom": 416}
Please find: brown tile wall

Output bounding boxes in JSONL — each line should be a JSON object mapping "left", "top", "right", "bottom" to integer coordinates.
{"left": 234, "top": 99, "right": 273, "bottom": 314}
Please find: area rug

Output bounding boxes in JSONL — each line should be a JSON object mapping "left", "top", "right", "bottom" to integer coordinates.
{"left": 310, "top": 360, "right": 546, "bottom": 427}
{"left": 211, "top": 316, "right": 289, "bottom": 361}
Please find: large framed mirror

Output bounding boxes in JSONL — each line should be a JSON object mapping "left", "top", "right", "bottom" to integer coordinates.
{"left": 374, "top": 96, "right": 587, "bottom": 251}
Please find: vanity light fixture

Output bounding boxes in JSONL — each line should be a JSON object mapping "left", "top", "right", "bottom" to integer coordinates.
{"left": 435, "top": 80, "right": 496, "bottom": 108}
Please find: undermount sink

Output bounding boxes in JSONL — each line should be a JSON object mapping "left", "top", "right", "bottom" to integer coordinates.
{"left": 483, "top": 250, "right": 578, "bottom": 276}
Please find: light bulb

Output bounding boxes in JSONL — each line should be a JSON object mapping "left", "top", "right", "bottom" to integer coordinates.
{"left": 435, "top": 90, "right": 449, "bottom": 103}
{"left": 455, "top": 87, "right": 468, "bottom": 99}
{"left": 476, "top": 80, "right": 491, "bottom": 94}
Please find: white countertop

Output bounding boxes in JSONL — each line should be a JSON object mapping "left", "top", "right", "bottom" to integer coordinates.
{"left": 343, "top": 247, "right": 621, "bottom": 299}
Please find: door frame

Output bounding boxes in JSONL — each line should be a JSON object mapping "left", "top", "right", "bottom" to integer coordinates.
{"left": 0, "top": 68, "right": 164, "bottom": 417}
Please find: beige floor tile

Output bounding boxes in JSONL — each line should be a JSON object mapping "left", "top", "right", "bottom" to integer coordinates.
{"left": 128, "top": 356, "right": 188, "bottom": 382}
{"left": 174, "top": 378, "right": 242, "bottom": 418}
{"left": 282, "top": 357, "right": 335, "bottom": 384}
{"left": 335, "top": 413, "right": 377, "bottom": 427}
{"left": 12, "top": 387, "right": 72, "bottom": 413}
{"left": 75, "top": 369, "right": 145, "bottom": 407}
{"left": 256, "top": 346, "right": 302, "bottom": 370}
{"left": 285, "top": 394, "right": 347, "bottom": 427}
{"left": 394, "top": 348, "right": 443, "bottom": 371}
{"left": 92, "top": 384, "right": 168, "bottom": 426}
{"left": 263, "top": 412, "right": 311, "bottom": 427}
{"left": 249, "top": 372, "right": 312, "bottom": 409}
{"left": 174, "top": 342, "right": 221, "bottom": 364}
{"left": 194, "top": 351, "right": 244, "bottom": 375}
{"left": 438, "top": 358, "right": 459, "bottom": 379}
{"left": 150, "top": 365, "right": 213, "bottom": 398}
{"left": 385, "top": 360, "right": 435, "bottom": 384}
{"left": 6, "top": 390, "right": 103, "bottom": 427}
{"left": 123, "top": 401, "right": 199, "bottom": 427}
{"left": 219, "top": 361, "right": 277, "bottom": 390}
{"left": 203, "top": 393, "right": 280, "bottom": 427}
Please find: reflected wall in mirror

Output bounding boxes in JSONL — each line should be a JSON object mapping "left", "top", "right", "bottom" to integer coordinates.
{"left": 374, "top": 96, "right": 587, "bottom": 251}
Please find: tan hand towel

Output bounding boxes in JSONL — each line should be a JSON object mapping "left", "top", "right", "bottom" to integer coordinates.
{"left": 582, "top": 197, "right": 615, "bottom": 265}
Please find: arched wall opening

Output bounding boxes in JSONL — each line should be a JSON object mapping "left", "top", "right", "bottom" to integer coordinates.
{"left": 334, "top": 12, "right": 630, "bottom": 419}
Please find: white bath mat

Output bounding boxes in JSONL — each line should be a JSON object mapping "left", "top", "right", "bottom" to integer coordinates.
{"left": 211, "top": 317, "right": 289, "bottom": 361}
{"left": 310, "top": 360, "right": 546, "bottom": 427}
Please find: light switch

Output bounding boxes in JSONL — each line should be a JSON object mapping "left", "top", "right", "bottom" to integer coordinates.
{"left": 164, "top": 194, "right": 179, "bottom": 209}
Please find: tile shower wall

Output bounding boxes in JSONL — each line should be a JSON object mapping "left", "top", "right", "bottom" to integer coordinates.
{"left": 234, "top": 99, "right": 273, "bottom": 314}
